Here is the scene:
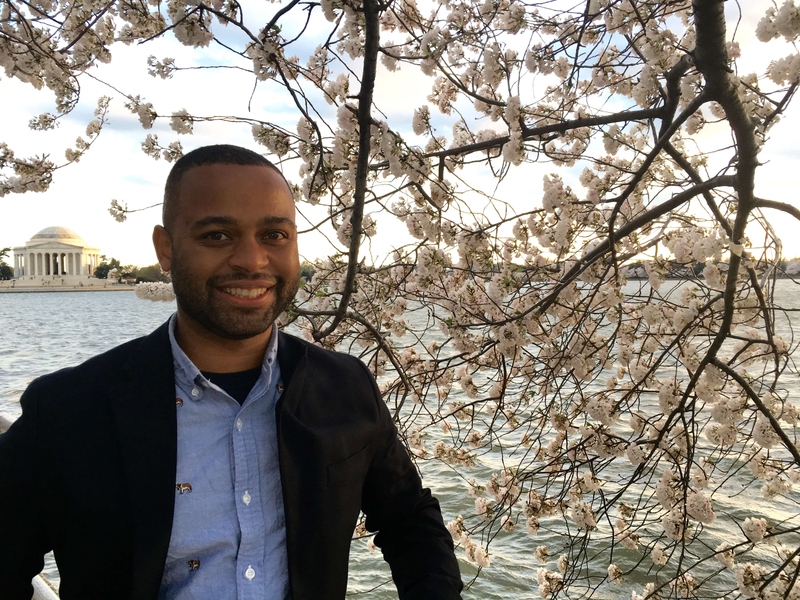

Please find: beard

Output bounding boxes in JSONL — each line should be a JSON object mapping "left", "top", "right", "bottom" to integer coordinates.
{"left": 170, "top": 258, "right": 300, "bottom": 341}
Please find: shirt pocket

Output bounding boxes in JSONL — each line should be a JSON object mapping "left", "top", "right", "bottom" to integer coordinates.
{"left": 327, "top": 443, "right": 371, "bottom": 487}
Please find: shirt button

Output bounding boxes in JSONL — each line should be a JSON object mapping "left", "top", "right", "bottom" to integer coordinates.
{"left": 243, "top": 491, "right": 251, "bottom": 505}
{"left": 191, "top": 388, "right": 199, "bottom": 397}
{"left": 245, "top": 566, "right": 255, "bottom": 580}
{"left": 236, "top": 418, "right": 243, "bottom": 431}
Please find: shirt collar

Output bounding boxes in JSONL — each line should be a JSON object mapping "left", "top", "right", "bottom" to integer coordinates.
{"left": 168, "top": 313, "right": 280, "bottom": 400}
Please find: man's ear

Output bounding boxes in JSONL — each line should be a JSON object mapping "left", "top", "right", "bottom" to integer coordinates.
{"left": 152, "top": 225, "right": 172, "bottom": 272}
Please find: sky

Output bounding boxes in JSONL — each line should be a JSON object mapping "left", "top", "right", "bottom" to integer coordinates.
{"left": 1, "top": 2, "right": 799, "bottom": 267}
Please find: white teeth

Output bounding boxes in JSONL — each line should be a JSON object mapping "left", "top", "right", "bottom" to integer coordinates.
{"left": 223, "top": 287, "right": 267, "bottom": 298}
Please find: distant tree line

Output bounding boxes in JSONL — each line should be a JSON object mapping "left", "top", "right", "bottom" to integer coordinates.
{"left": 0, "top": 249, "right": 172, "bottom": 283}
{"left": 94, "top": 255, "right": 170, "bottom": 283}
{"left": 0, "top": 249, "right": 307, "bottom": 284}
{"left": 0, "top": 247, "right": 12, "bottom": 280}
{"left": 300, "top": 261, "right": 315, "bottom": 282}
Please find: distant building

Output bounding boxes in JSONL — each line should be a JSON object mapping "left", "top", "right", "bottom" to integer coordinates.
{"left": 12, "top": 226, "right": 101, "bottom": 278}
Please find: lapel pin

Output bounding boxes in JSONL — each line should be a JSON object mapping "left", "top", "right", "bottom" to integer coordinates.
{"left": 176, "top": 483, "right": 192, "bottom": 494}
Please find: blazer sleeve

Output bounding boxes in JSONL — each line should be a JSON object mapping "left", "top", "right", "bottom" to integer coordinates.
{"left": 0, "top": 383, "right": 52, "bottom": 599}
{"left": 357, "top": 361, "right": 463, "bottom": 600}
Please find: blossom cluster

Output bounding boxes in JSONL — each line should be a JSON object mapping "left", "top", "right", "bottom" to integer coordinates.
{"left": 134, "top": 282, "right": 176, "bottom": 302}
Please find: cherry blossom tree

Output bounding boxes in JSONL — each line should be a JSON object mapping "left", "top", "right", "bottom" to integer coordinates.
{"left": 4, "top": 0, "right": 800, "bottom": 597}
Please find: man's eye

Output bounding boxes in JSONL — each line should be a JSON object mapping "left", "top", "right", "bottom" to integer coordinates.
{"left": 204, "top": 231, "right": 230, "bottom": 241}
{"left": 264, "top": 231, "right": 288, "bottom": 241}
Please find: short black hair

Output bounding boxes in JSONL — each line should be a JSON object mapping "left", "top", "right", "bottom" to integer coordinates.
{"left": 162, "top": 144, "right": 289, "bottom": 232}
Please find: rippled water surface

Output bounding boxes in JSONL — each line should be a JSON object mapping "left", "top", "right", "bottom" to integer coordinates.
{"left": 0, "top": 291, "right": 177, "bottom": 421}
{"left": 2, "top": 283, "right": 800, "bottom": 598}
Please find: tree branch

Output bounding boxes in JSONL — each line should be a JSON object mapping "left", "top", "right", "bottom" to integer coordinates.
{"left": 711, "top": 357, "right": 800, "bottom": 466}
{"left": 313, "top": 0, "right": 381, "bottom": 340}
{"left": 754, "top": 198, "right": 800, "bottom": 223}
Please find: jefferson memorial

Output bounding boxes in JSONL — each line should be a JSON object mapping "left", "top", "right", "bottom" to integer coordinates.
{"left": 11, "top": 226, "right": 101, "bottom": 278}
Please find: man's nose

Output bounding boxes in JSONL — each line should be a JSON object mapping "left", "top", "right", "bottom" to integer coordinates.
{"left": 229, "top": 236, "right": 269, "bottom": 272}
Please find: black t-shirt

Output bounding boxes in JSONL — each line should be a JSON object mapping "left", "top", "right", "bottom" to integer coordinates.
{"left": 201, "top": 367, "right": 262, "bottom": 405}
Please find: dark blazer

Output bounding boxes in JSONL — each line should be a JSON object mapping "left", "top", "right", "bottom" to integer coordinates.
{"left": 0, "top": 322, "right": 462, "bottom": 599}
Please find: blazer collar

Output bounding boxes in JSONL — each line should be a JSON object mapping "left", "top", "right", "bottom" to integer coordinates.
{"left": 108, "top": 320, "right": 177, "bottom": 599}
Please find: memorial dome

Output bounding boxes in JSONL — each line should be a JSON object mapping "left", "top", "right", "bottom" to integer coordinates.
{"left": 30, "top": 226, "right": 84, "bottom": 243}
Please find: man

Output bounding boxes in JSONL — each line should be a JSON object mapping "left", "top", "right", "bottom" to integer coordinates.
{"left": 0, "top": 145, "right": 463, "bottom": 599}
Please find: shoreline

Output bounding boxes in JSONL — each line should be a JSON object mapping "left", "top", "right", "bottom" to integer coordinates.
{"left": 0, "top": 286, "right": 135, "bottom": 294}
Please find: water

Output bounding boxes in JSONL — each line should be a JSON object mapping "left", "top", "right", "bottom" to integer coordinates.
{"left": 2, "top": 284, "right": 800, "bottom": 598}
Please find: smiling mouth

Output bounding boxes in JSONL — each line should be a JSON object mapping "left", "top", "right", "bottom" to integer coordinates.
{"left": 222, "top": 287, "right": 270, "bottom": 299}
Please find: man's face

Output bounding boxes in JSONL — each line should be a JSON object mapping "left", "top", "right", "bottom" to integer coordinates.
{"left": 153, "top": 163, "right": 301, "bottom": 340}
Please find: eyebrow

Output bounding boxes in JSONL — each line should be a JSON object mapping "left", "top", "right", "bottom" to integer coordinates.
{"left": 192, "top": 216, "right": 296, "bottom": 229}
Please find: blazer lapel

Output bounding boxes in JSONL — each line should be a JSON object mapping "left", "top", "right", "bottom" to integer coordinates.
{"left": 109, "top": 321, "right": 177, "bottom": 599}
{"left": 276, "top": 332, "right": 315, "bottom": 598}
{"left": 276, "top": 331, "right": 308, "bottom": 415}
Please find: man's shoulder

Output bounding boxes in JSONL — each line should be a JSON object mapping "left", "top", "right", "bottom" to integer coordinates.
{"left": 277, "top": 330, "right": 385, "bottom": 421}
{"left": 25, "top": 321, "right": 171, "bottom": 399}
{"left": 279, "top": 329, "right": 368, "bottom": 373}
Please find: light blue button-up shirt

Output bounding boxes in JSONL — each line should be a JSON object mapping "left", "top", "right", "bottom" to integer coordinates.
{"left": 159, "top": 315, "right": 289, "bottom": 600}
